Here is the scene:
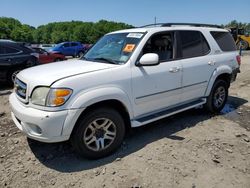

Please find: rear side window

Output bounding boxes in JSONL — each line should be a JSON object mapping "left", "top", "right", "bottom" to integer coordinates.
{"left": 210, "top": 31, "right": 236, "bottom": 51}
{"left": 62, "top": 43, "right": 70, "bottom": 47}
{"left": 179, "top": 31, "right": 210, "bottom": 58}
{"left": 0, "top": 46, "right": 21, "bottom": 55}
{"left": 71, "top": 43, "right": 78, "bottom": 47}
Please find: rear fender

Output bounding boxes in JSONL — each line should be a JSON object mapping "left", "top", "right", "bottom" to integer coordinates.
{"left": 205, "top": 65, "right": 232, "bottom": 96}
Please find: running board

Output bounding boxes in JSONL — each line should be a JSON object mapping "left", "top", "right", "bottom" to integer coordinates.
{"left": 131, "top": 98, "right": 206, "bottom": 127}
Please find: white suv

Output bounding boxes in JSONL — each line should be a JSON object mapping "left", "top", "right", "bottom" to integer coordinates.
{"left": 9, "top": 23, "right": 240, "bottom": 159}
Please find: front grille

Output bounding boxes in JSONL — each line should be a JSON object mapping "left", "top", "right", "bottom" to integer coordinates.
{"left": 15, "top": 78, "right": 27, "bottom": 99}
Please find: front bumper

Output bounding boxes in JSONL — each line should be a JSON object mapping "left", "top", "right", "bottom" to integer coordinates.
{"left": 9, "top": 93, "right": 78, "bottom": 143}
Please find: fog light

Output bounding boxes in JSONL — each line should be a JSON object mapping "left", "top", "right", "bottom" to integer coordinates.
{"left": 27, "top": 123, "right": 42, "bottom": 135}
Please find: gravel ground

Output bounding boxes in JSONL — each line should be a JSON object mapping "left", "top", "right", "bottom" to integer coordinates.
{"left": 0, "top": 53, "right": 250, "bottom": 188}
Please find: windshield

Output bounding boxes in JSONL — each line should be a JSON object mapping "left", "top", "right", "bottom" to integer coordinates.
{"left": 83, "top": 32, "right": 145, "bottom": 64}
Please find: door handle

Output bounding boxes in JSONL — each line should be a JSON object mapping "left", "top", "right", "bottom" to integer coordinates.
{"left": 208, "top": 61, "right": 216, "bottom": 66}
{"left": 169, "top": 67, "right": 180, "bottom": 73}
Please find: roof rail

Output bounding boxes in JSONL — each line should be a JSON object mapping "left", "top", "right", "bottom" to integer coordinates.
{"left": 140, "top": 23, "right": 223, "bottom": 29}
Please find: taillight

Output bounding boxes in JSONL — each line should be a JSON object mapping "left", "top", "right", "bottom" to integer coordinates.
{"left": 236, "top": 55, "right": 241, "bottom": 66}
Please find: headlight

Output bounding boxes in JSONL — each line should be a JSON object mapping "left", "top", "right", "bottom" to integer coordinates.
{"left": 31, "top": 87, "right": 50, "bottom": 106}
{"left": 31, "top": 87, "right": 72, "bottom": 107}
{"left": 46, "top": 88, "right": 72, "bottom": 107}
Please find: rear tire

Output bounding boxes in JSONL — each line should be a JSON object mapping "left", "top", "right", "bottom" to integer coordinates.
{"left": 71, "top": 107, "right": 125, "bottom": 159}
{"left": 205, "top": 79, "right": 228, "bottom": 113}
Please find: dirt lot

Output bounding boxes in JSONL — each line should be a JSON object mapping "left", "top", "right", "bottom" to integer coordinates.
{"left": 0, "top": 53, "right": 250, "bottom": 188}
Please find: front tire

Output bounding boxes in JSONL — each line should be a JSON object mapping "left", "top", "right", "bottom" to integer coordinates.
{"left": 54, "top": 58, "right": 62, "bottom": 62}
{"left": 77, "top": 51, "right": 84, "bottom": 58}
{"left": 205, "top": 79, "right": 228, "bottom": 113}
{"left": 71, "top": 108, "right": 125, "bottom": 159}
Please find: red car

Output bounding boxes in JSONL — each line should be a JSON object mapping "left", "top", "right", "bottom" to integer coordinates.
{"left": 32, "top": 47, "right": 66, "bottom": 64}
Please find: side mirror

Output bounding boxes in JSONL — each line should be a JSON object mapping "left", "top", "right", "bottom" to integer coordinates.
{"left": 138, "top": 53, "right": 159, "bottom": 66}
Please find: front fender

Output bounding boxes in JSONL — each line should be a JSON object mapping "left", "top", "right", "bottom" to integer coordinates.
{"left": 70, "top": 87, "right": 133, "bottom": 118}
{"left": 61, "top": 87, "right": 133, "bottom": 137}
{"left": 205, "top": 65, "right": 232, "bottom": 96}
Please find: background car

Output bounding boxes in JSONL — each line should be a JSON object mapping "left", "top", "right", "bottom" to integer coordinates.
{"left": 38, "top": 44, "right": 56, "bottom": 51}
{"left": 0, "top": 41, "right": 39, "bottom": 84}
{"left": 32, "top": 47, "right": 66, "bottom": 64}
{"left": 50, "top": 42, "right": 85, "bottom": 57}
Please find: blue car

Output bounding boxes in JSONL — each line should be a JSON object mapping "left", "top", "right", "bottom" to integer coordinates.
{"left": 50, "top": 42, "right": 85, "bottom": 57}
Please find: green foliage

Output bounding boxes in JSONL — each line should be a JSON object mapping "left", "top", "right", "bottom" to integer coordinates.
{"left": 1, "top": 17, "right": 249, "bottom": 44}
{"left": 0, "top": 17, "right": 133, "bottom": 44}
{"left": 223, "top": 20, "right": 250, "bottom": 31}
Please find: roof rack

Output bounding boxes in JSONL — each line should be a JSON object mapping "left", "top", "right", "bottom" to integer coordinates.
{"left": 140, "top": 23, "right": 223, "bottom": 29}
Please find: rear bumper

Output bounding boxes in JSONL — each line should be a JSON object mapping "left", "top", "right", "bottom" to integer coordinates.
{"left": 231, "top": 67, "right": 240, "bottom": 82}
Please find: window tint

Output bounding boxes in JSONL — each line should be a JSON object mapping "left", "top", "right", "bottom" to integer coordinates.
{"left": 71, "top": 43, "right": 78, "bottom": 47}
{"left": 179, "top": 31, "right": 210, "bottom": 58}
{"left": 142, "top": 32, "right": 173, "bottom": 62}
{"left": 210, "top": 31, "right": 236, "bottom": 52}
{"left": 0, "top": 46, "right": 20, "bottom": 54}
{"left": 62, "top": 43, "right": 70, "bottom": 47}
{"left": 0, "top": 46, "right": 5, "bottom": 54}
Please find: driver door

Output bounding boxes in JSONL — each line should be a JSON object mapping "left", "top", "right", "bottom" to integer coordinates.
{"left": 132, "top": 31, "right": 182, "bottom": 118}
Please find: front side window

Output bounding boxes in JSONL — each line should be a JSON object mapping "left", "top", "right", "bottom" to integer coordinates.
{"left": 179, "top": 31, "right": 210, "bottom": 58}
{"left": 142, "top": 32, "right": 174, "bottom": 62}
{"left": 83, "top": 32, "right": 145, "bottom": 64}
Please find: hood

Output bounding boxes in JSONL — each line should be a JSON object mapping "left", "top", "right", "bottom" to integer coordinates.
{"left": 17, "top": 59, "right": 116, "bottom": 87}
{"left": 49, "top": 51, "right": 60, "bottom": 54}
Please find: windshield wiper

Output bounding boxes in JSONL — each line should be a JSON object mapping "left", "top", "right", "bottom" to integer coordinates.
{"left": 93, "top": 57, "right": 118, "bottom": 64}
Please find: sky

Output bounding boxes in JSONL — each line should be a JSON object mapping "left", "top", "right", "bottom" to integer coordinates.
{"left": 1, "top": 0, "right": 250, "bottom": 27}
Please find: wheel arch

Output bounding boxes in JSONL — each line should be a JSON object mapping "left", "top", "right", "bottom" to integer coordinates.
{"left": 62, "top": 87, "right": 133, "bottom": 137}
{"left": 205, "top": 66, "right": 232, "bottom": 96}
{"left": 72, "top": 99, "right": 131, "bottom": 136}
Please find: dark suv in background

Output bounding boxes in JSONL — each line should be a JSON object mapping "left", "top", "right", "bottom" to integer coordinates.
{"left": 0, "top": 41, "right": 39, "bottom": 85}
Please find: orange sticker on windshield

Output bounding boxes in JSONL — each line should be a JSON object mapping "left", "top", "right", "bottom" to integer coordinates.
{"left": 123, "top": 44, "right": 135, "bottom": 53}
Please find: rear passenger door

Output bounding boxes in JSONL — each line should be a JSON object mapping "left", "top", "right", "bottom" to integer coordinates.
{"left": 0, "top": 45, "right": 22, "bottom": 66}
{"left": 177, "top": 30, "right": 215, "bottom": 102}
{"left": 70, "top": 42, "right": 79, "bottom": 56}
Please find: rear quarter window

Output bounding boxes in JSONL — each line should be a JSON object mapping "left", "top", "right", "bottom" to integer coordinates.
{"left": 210, "top": 31, "right": 236, "bottom": 52}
